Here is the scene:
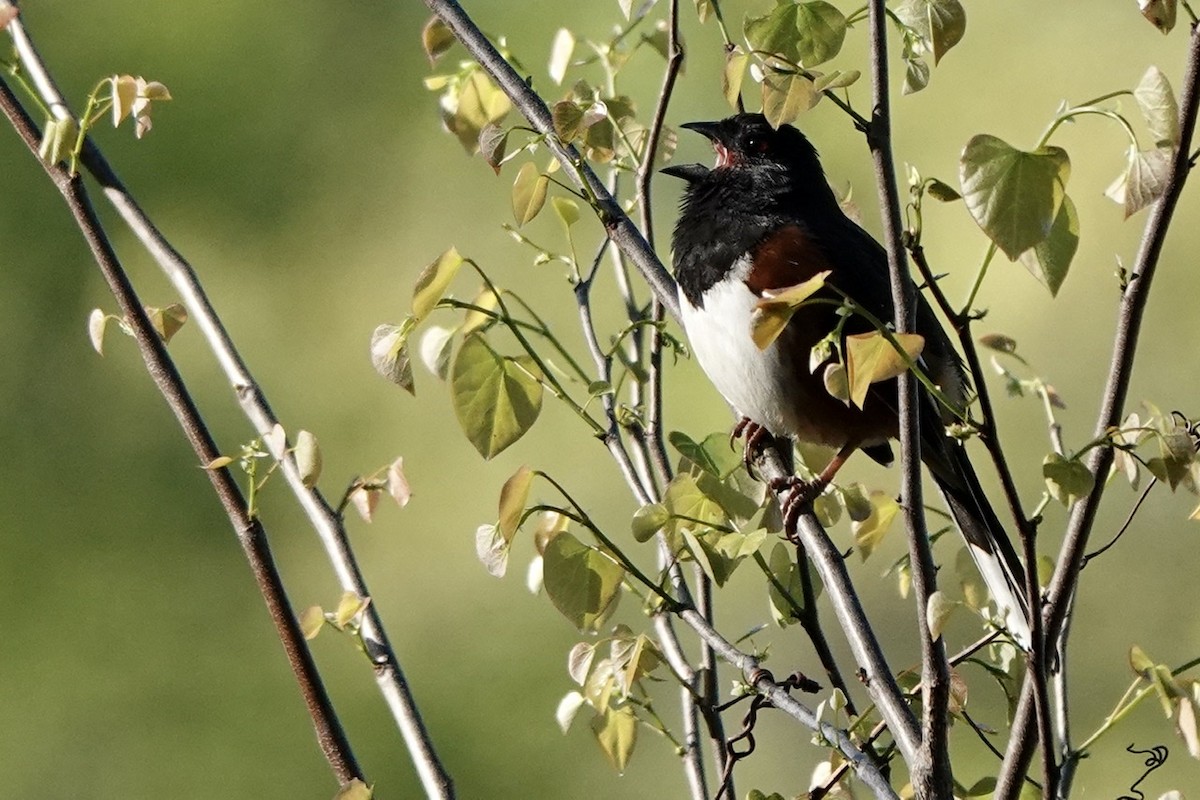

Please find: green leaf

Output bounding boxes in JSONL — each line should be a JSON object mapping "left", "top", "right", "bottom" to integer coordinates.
{"left": 552, "top": 196, "right": 580, "bottom": 228}
{"left": 956, "top": 546, "right": 988, "bottom": 611}
{"left": 450, "top": 333, "right": 543, "bottom": 459}
{"left": 813, "top": 69, "right": 860, "bottom": 91}
{"left": 926, "top": 590, "right": 959, "bottom": 640}
{"left": 334, "top": 591, "right": 370, "bottom": 628}
{"left": 421, "top": 17, "right": 455, "bottom": 65}
{"left": 1130, "top": 644, "right": 1156, "bottom": 676}
{"left": 145, "top": 303, "right": 188, "bottom": 344}
{"left": 664, "top": 473, "right": 727, "bottom": 538}
{"left": 1136, "top": 66, "right": 1181, "bottom": 146}
{"left": 1042, "top": 452, "right": 1094, "bottom": 508}
{"left": 844, "top": 331, "right": 925, "bottom": 410}
{"left": 750, "top": 271, "right": 830, "bottom": 349}
{"left": 902, "top": 56, "right": 930, "bottom": 95}
{"left": 631, "top": 503, "right": 670, "bottom": 542}
{"left": 852, "top": 492, "right": 899, "bottom": 560}
{"left": 413, "top": 247, "right": 464, "bottom": 321}
{"left": 512, "top": 162, "right": 549, "bottom": 225}
{"left": 669, "top": 430, "right": 738, "bottom": 478}
{"left": 894, "top": 0, "right": 967, "bottom": 65}
{"left": 964, "top": 777, "right": 998, "bottom": 798}
{"left": 766, "top": 541, "right": 811, "bottom": 626}
{"left": 38, "top": 116, "right": 78, "bottom": 165}
{"left": 793, "top": 1, "right": 847, "bottom": 66}
{"left": 370, "top": 322, "right": 416, "bottom": 394}
{"left": 744, "top": 3, "right": 800, "bottom": 62}
{"left": 543, "top": 531, "right": 624, "bottom": 632}
{"left": 294, "top": 430, "right": 322, "bottom": 487}
{"left": 1019, "top": 194, "right": 1078, "bottom": 297}
{"left": 723, "top": 47, "right": 748, "bottom": 110}
{"left": 960, "top": 134, "right": 1070, "bottom": 259}
{"left": 548, "top": 28, "right": 575, "bottom": 86}
{"left": 761, "top": 71, "right": 818, "bottom": 128}
{"left": 299, "top": 605, "right": 325, "bottom": 640}
{"left": 590, "top": 704, "right": 638, "bottom": 773}
{"left": 498, "top": 465, "right": 534, "bottom": 539}
{"left": 926, "top": 178, "right": 961, "bottom": 201}
{"left": 552, "top": 100, "right": 586, "bottom": 142}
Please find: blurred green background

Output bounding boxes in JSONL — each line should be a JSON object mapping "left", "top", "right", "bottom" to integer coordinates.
{"left": 2, "top": 1, "right": 1199, "bottom": 797}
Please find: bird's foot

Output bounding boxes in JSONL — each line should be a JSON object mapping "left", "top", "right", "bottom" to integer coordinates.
{"left": 769, "top": 475, "right": 829, "bottom": 535}
{"left": 732, "top": 417, "right": 776, "bottom": 479}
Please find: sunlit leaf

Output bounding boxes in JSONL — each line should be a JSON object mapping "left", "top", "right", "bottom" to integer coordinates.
{"left": 844, "top": 331, "right": 925, "bottom": 410}
{"left": 370, "top": 322, "right": 415, "bottom": 394}
{"left": 413, "top": 247, "right": 464, "bottom": 321}
{"left": 750, "top": 271, "right": 830, "bottom": 349}
{"left": 631, "top": 503, "right": 670, "bottom": 542}
{"left": 568, "top": 642, "right": 596, "bottom": 685}
{"left": 744, "top": 3, "right": 800, "bottom": 62}
{"left": 548, "top": 28, "right": 575, "bottom": 85}
{"left": 145, "top": 303, "right": 188, "bottom": 344}
{"left": 552, "top": 101, "right": 586, "bottom": 142}
{"left": 349, "top": 485, "right": 381, "bottom": 522}
{"left": 333, "top": 778, "right": 373, "bottom": 800}
{"left": 556, "top": 691, "right": 586, "bottom": 733}
{"left": 591, "top": 704, "right": 638, "bottom": 773}
{"left": 294, "top": 430, "right": 322, "bottom": 487}
{"left": 926, "top": 590, "right": 959, "bottom": 640}
{"left": 852, "top": 492, "right": 899, "bottom": 560}
{"left": 723, "top": 47, "right": 748, "bottom": 110}
{"left": 1136, "top": 66, "right": 1181, "bottom": 146}
{"left": 421, "top": 17, "right": 455, "bottom": 65}
{"left": 794, "top": 1, "right": 848, "bottom": 66}
{"left": 552, "top": 196, "right": 580, "bottom": 228}
{"left": 761, "top": 71, "right": 818, "bottom": 128}
{"left": 476, "top": 522, "right": 509, "bottom": 577}
{"left": 450, "top": 333, "right": 543, "bottom": 459}
{"left": 894, "top": 0, "right": 966, "bottom": 65}
{"left": 88, "top": 309, "right": 108, "bottom": 355}
{"left": 1043, "top": 452, "right": 1094, "bottom": 508}
{"left": 512, "top": 162, "right": 550, "bottom": 225}
{"left": 334, "top": 591, "right": 370, "bottom": 628}
{"left": 960, "top": 134, "right": 1070, "bottom": 259}
{"left": 478, "top": 123, "right": 509, "bottom": 174}
{"left": 813, "top": 69, "right": 861, "bottom": 91}
{"left": 1108, "top": 146, "right": 1174, "bottom": 218}
{"left": 1139, "top": 0, "right": 1178, "bottom": 33}
{"left": 499, "top": 465, "right": 534, "bottom": 539}
{"left": 386, "top": 457, "right": 411, "bottom": 507}
{"left": 300, "top": 605, "right": 325, "bottom": 640}
{"left": 418, "top": 325, "right": 456, "bottom": 380}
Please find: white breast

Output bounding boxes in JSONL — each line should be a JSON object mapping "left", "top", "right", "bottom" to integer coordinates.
{"left": 678, "top": 258, "right": 799, "bottom": 437}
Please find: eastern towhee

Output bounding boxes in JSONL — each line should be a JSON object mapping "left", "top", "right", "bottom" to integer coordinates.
{"left": 664, "top": 113, "right": 1030, "bottom": 647}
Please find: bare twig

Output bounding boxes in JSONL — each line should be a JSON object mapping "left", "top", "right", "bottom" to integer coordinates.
{"left": 2, "top": 11, "right": 455, "bottom": 796}
{"left": 996, "top": 22, "right": 1200, "bottom": 800}
{"left": 865, "top": 3, "right": 950, "bottom": 795}
{"left": 0, "top": 75, "right": 363, "bottom": 789}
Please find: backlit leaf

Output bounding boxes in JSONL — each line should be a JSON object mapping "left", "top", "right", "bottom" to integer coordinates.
{"left": 852, "top": 492, "right": 899, "bottom": 560}
{"left": 552, "top": 196, "right": 580, "bottom": 228}
{"left": 88, "top": 309, "right": 108, "bottom": 355}
{"left": 146, "top": 303, "right": 188, "bottom": 344}
{"left": 548, "top": 28, "right": 575, "bottom": 85}
{"left": 1136, "top": 66, "right": 1180, "bottom": 146}
{"left": 556, "top": 691, "right": 586, "bottom": 733}
{"left": 543, "top": 531, "right": 624, "bottom": 632}
{"left": 300, "top": 605, "right": 325, "bottom": 640}
{"left": 334, "top": 591, "right": 369, "bottom": 628}
{"left": 844, "top": 331, "right": 925, "bottom": 410}
{"left": 450, "top": 333, "right": 543, "bottom": 459}
{"left": 334, "top": 779, "right": 374, "bottom": 800}
{"left": 591, "top": 704, "right": 638, "bottom": 773}
{"left": 478, "top": 123, "right": 508, "bottom": 174}
{"left": 926, "top": 590, "right": 959, "bottom": 640}
{"left": 413, "top": 247, "right": 464, "bottom": 321}
{"left": 744, "top": 3, "right": 800, "bottom": 61}
{"left": 1110, "top": 146, "right": 1174, "bottom": 218}
{"left": 476, "top": 522, "right": 510, "bottom": 577}
{"left": 793, "top": 2, "right": 847, "bottom": 66}
{"left": 1043, "top": 452, "right": 1094, "bottom": 508}
{"left": 499, "top": 465, "right": 534, "bottom": 539}
{"left": 418, "top": 325, "right": 456, "bottom": 380}
{"left": 631, "top": 503, "right": 669, "bottom": 542}
{"left": 960, "top": 134, "right": 1070, "bottom": 259}
{"left": 370, "top": 322, "right": 415, "bottom": 394}
{"left": 902, "top": 56, "right": 930, "bottom": 95}
{"left": 386, "top": 457, "right": 411, "bottom": 507}
{"left": 1019, "top": 193, "right": 1078, "bottom": 296}
{"left": 421, "top": 17, "right": 455, "bottom": 64}
{"left": 894, "top": 0, "right": 966, "bottom": 65}
{"left": 512, "top": 162, "right": 550, "bottom": 225}
{"left": 761, "top": 71, "right": 818, "bottom": 128}
{"left": 750, "top": 271, "right": 830, "bottom": 350}
{"left": 294, "top": 430, "right": 322, "bottom": 487}
{"left": 723, "top": 47, "right": 748, "bottom": 110}
{"left": 552, "top": 101, "right": 585, "bottom": 142}
{"left": 1139, "top": 0, "right": 1177, "bottom": 33}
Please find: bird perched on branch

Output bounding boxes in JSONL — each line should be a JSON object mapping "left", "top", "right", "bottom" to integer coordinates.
{"left": 664, "top": 112, "right": 1030, "bottom": 648}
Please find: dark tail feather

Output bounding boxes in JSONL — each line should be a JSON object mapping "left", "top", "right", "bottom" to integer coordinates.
{"left": 930, "top": 445, "right": 1031, "bottom": 649}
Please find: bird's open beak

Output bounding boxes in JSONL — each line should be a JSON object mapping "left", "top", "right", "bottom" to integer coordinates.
{"left": 680, "top": 120, "right": 735, "bottom": 169}
{"left": 661, "top": 163, "right": 711, "bottom": 182}
{"left": 680, "top": 120, "right": 723, "bottom": 141}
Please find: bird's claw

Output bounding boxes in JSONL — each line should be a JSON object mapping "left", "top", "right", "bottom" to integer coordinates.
{"left": 769, "top": 475, "right": 829, "bottom": 536}
{"left": 732, "top": 417, "right": 775, "bottom": 479}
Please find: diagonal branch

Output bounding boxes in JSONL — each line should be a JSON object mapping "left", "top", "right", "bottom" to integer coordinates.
{"left": 864, "top": 3, "right": 950, "bottom": 795}
{"left": 996, "top": 21, "right": 1200, "bottom": 800}
{"left": 0, "top": 74, "right": 363, "bottom": 790}
{"left": 2, "top": 9, "right": 455, "bottom": 797}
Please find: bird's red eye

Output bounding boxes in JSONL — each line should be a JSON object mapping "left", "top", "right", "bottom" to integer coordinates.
{"left": 746, "top": 135, "right": 769, "bottom": 154}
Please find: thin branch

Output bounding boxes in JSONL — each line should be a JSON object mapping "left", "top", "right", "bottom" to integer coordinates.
{"left": 865, "top": 3, "right": 950, "bottom": 795}
{"left": 0, "top": 75, "right": 363, "bottom": 789}
{"left": 997, "top": 22, "right": 1200, "bottom": 800}
{"left": 1, "top": 12, "right": 455, "bottom": 796}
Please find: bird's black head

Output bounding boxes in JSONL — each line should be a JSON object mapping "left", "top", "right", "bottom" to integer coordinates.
{"left": 662, "top": 113, "right": 827, "bottom": 186}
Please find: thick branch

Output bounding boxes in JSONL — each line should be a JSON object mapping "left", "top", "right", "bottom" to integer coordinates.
{"left": 2, "top": 11, "right": 455, "bottom": 796}
{"left": 996, "top": 22, "right": 1200, "bottom": 800}
{"left": 0, "top": 75, "right": 362, "bottom": 788}
{"left": 865, "top": 3, "right": 950, "bottom": 795}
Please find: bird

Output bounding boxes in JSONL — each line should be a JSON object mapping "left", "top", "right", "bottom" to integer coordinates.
{"left": 663, "top": 112, "right": 1031, "bottom": 648}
